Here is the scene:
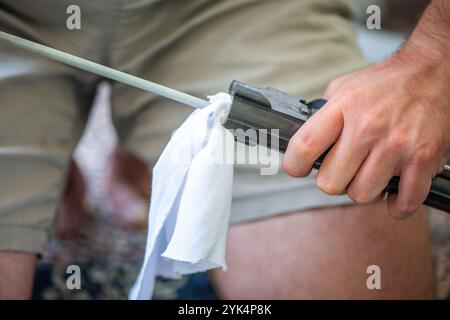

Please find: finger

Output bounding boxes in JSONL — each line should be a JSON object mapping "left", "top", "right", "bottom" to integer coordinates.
{"left": 388, "top": 164, "right": 432, "bottom": 219}
{"left": 346, "top": 147, "right": 398, "bottom": 204}
{"left": 283, "top": 99, "right": 343, "bottom": 177}
{"left": 315, "top": 127, "right": 369, "bottom": 195}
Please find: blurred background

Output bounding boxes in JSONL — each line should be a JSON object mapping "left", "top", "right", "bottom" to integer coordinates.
{"left": 31, "top": 0, "right": 449, "bottom": 300}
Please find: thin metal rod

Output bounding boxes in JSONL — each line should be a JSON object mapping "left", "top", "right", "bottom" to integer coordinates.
{"left": 0, "top": 31, "right": 209, "bottom": 109}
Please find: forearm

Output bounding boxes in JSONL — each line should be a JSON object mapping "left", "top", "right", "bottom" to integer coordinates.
{"left": 284, "top": 0, "right": 450, "bottom": 218}
{"left": 397, "top": 0, "right": 450, "bottom": 69}
{"left": 406, "top": 0, "right": 450, "bottom": 156}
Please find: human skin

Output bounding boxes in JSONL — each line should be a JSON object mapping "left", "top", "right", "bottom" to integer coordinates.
{"left": 4, "top": 1, "right": 443, "bottom": 300}
{"left": 209, "top": 2, "right": 446, "bottom": 299}
{"left": 283, "top": 0, "right": 450, "bottom": 219}
{"left": 210, "top": 202, "right": 434, "bottom": 299}
{"left": 0, "top": 252, "right": 36, "bottom": 299}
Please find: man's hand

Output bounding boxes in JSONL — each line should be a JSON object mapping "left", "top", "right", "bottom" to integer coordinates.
{"left": 283, "top": 0, "right": 450, "bottom": 218}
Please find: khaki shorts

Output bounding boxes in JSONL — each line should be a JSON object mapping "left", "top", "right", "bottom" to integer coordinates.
{"left": 0, "top": 0, "right": 369, "bottom": 253}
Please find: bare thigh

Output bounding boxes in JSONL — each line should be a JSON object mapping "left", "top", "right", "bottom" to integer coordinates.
{"left": 209, "top": 200, "right": 434, "bottom": 299}
{"left": 0, "top": 252, "right": 36, "bottom": 299}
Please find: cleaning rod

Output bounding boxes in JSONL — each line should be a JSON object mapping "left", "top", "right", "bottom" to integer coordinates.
{"left": 0, "top": 31, "right": 209, "bottom": 109}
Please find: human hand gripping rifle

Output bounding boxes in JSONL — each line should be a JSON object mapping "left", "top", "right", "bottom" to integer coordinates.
{"left": 1, "top": 31, "right": 448, "bottom": 212}
{"left": 225, "top": 81, "right": 450, "bottom": 213}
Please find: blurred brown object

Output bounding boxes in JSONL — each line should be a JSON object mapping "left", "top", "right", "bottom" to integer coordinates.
{"left": 384, "top": 0, "right": 431, "bottom": 33}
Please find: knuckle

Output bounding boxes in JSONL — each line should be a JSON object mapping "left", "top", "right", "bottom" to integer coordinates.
{"left": 284, "top": 131, "right": 320, "bottom": 177}
{"left": 351, "top": 118, "right": 386, "bottom": 147}
{"left": 358, "top": 116, "right": 385, "bottom": 138}
{"left": 290, "top": 131, "right": 314, "bottom": 154}
{"left": 386, "top": 130, "right": 407, "bottom": 150}
{"left": 411, "top": 145, "right": 436, "bottom": 165}
{"left": 394, "top": 200, "right": 417, "bottom": 219}
{"left": 347, "top": 187, "right": 372, "bottom": 205}
{"left": 316, "top": 175, "right": 343, "bottom": 195}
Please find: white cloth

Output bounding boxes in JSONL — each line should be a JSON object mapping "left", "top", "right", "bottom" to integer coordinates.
{"left": 129, "top": 93, "right": 234, "bottom": 300}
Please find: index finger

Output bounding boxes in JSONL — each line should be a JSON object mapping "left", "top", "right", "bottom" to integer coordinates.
{"left": 283, "top": 100, "right": 343, "bottom": 177}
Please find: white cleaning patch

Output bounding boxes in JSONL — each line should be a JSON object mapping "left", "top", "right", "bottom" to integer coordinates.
{"left": 129, "top": 92, "right": 234, "bottom": 300}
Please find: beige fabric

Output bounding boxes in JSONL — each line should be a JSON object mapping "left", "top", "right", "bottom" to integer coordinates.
{"left": 0, "top": 0, "right": 369, "bottom": 253}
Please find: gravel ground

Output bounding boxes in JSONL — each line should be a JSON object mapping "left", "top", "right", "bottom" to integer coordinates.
{"left": 32, "top": 84, "right": 449, "bottom": 299}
